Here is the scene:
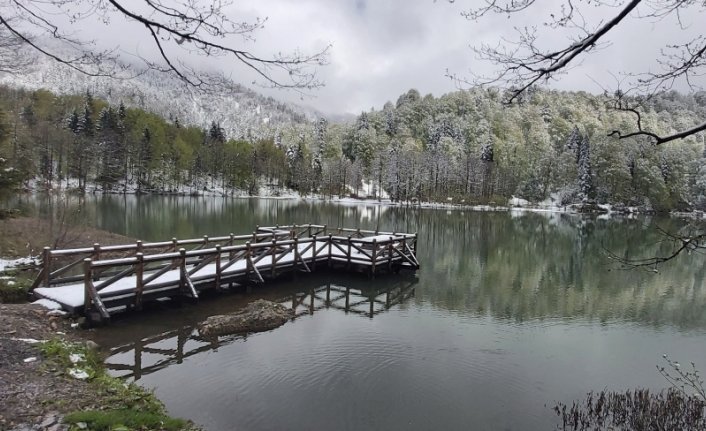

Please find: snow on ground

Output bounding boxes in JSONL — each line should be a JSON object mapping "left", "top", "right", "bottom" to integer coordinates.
{"left": 0, "top": 256, "right": 38, "bottom": 272}
{"left": 32, "top": 298, "right": 63, "bottom": 310}
{"left": 509, "top": 196, "right": 530, "bottom": 207}
{"left": 14, "top": 175, "right": 703, "bottom": 218}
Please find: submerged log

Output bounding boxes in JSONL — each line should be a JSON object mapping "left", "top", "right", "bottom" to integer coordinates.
{"left": 198, "top": 299, "right": 293, "bottom": 337}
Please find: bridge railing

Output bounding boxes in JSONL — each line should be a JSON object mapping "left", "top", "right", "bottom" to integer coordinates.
{"left": 30, "top": 230, "right": 294, "bottom": 290}
{"left": 81, "top": 236, "right": 327, "bottom": 320}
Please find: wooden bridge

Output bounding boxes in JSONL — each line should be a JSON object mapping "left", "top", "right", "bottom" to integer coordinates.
{"left": 104, "top": 280, "right": 417, "bottom": 381}
{"left": 30, "top": 224, "right": 420, "bottom": 323}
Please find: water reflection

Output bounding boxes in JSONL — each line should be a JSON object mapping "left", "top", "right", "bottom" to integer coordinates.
{"left": 14, "top": 194, "right": 706, "bottom": 329}
{"left": 102, "top": 278, "right": 417, "bottom": 381}
{"left": 414, "top": 212, "right": 706, "bottom": 330}
{"left": 14, "top": 195, "right": 706, "bottom": 430}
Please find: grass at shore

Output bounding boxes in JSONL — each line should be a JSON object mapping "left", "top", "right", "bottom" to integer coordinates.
{"left": 0, "top": 216, "right": 134, "bottom": 259}
{"left": 0, "top": 271, "right": 32, "bottom": 302}
{"left": 40, "top": 339, "right": 194, "bottom": 431}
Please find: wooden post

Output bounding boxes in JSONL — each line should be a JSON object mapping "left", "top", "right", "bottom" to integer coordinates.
{"left": 136, "top": 240, "right": 143, "bottom": 255}
{"left": 293, "top": 236, "right": 300, "bottom": 273}
{"left": 328, "top": 234, "right": 333, "bottom": 268}
{"left": 402, "top": 237, "right": 407, "bottom": 265}
{"left": 413, "top": 232, "right": 418, "bottom": 255}
{"left": 371, "top": 239, "right": 377, "bottom": 278}
{"left": 312, "top": 235, "right": 317, "bottom": 272}
{"left": 92, "top": 243, "right": 101, "bottom": 281}
{"left": 203, "top": 235, "right": 209, "bottom": 249}
{"left": 347, "top": 236, "right": 352, "bottom": 270}
{"left": 245, "top": 241, "right": 251, "bottom": 279}
{"left": 179, "top": 248, "right": 187, "bottom": 294}
{"left": 215, "top": 245, "right": 222, "bottom": 291}
{"left": 307, "top": 225, "right": 312, "bottom": 238}
{"left": 388, "top": 238, "right": 393, "bottom": 272}
{"left": 252, "top": 231, "right": 257, "bottom": 244}
{"left": 135, "top": 253, "right": 144, "bottom": 311}
{"left": 43, "top": 247, "right": 51, "bottom": 287}
{"left": 323, "top": 224, "right": 327, "bottom": 236}
{"left": 229, "top": 233, "right": 235, "bottom": 259}
{"left": 83, "top": 258, "right": 93, "bottom": 316}
{"left": 271, "top": 239, "right": 277, "bottom": 278}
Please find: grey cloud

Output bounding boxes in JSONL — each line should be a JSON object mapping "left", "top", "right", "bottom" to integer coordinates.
{"left": 35, "top": 0, "right": 706, "bottom": 115}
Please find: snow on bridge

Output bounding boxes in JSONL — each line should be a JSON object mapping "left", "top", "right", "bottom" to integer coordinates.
{"left": 31, "top": 224, "right": 419, "bottom": 324}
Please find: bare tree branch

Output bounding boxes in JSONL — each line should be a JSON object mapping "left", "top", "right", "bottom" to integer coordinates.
{"left": 0, "top": 0, "right": 330, "bottom": 93}
{"left": 450, "top": 0, "right": 706, "bottom": 143}
{"left": 0, "top": 19, "right": 33, "bottom": 74}
{"left": 604, "top": 226, "right": 705, "bottom": 269}
{"left": 450, "top": 0, "right": 706, "bottom": 266}
{"left": 451, "top": 0, "right": 641, "bottom": 102}
{"left": 606, "top": 93, "right": 706, "bottom": 145}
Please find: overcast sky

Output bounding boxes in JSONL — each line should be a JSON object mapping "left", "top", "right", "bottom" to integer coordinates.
{"left": 38, "top": 0, "right": 706, "bottom": 115}
{"left": 229, "top": 0, "right": 705, "bottom": 114}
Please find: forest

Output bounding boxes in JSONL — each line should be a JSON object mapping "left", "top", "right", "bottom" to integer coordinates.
{"left": 1, "top": 84, "right": 705, "bottom": 211}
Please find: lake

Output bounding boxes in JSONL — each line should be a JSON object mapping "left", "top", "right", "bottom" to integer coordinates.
{"left": 16, "top": 194, "right": 706, "bottom": 430}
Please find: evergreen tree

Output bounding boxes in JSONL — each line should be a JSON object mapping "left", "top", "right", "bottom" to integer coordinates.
{"left": 577, "top": 135, "right": 593, "bottom": 201}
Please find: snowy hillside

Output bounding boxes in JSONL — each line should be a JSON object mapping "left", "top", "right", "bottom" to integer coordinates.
{"left": 0, "top": 54, "right": 321, "bottom": 140}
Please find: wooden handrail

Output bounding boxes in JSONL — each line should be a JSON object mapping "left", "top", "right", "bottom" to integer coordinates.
{"left": 34, "top": 227, "right": 419, "bottom": 295}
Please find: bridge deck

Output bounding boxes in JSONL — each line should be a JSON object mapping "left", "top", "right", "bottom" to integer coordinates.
{"left": 31, "top": 224, "right": 419, "bottom": 323}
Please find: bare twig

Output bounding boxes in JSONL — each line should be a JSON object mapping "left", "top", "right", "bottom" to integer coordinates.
{"left": 604, "top": 225, "right": 705, "bottom": 269}
{"left": 451, "top": 0, "right": 706, "bottom": 145}
{"left": 0, "top": 0, "right": 330, "bottom": 93}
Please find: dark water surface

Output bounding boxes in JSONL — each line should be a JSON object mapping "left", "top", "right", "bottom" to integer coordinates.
{"left": 17, "top": 195, "right": 706, "bottom": 430}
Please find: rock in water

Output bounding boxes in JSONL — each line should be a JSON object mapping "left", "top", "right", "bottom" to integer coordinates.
{"left": 198, "top": 299, "right": 293, "bottom": 337}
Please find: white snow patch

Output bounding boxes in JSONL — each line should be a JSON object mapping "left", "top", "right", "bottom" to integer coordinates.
{"left": 12, "top": 338, "right": 42, "bottom": 344}
{"left": 23, "top": 357, "right": 38, "bottom": 363}
{"left": 33, "top": 298, "right": 63, "bottom": 310}
{"left": 69, "top": 353, "right": 85, "bottom": 364}
{"left": 0, "top": 256, "right": 38, "bottom": 272}
{"left": 69, "top": 368, "right": 90, "bottom": 380}
{"left": 509, "top": 196, "right": 530, "bottom": 207}
{"left": 48, "top": 310, "right": 68, "bottom": 317}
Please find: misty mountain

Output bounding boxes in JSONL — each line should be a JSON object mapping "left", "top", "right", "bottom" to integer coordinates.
{"left": 0, "top": 52, "right": 325, "bottom": 140}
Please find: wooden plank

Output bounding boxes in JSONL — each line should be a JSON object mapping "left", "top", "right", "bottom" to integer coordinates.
{"left": 37, "top": 224, "right": 419, "bottom": 320}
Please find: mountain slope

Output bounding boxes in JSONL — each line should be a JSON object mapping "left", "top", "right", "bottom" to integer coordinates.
{"left": 0, "top": 53, "right": 321, "bottom": 139}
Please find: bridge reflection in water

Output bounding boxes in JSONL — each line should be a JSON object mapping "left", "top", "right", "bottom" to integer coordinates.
{"left": 104, "top": 280, "right": 417, "bottom": 381}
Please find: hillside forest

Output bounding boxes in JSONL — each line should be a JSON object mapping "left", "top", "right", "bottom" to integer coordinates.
{"left": 1, "top": 85, "right": 705, "bottom": 211}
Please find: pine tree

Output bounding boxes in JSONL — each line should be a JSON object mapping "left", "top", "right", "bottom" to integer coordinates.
{"left": 577, "top": 135, "right": 593, "bottom": 201}
{"left": 565, "top": 126, "right": 582, "bottom": 162}
{"left": 136, "top": 127, "right": 152, "bottom": 192}
{"left": 312, "top": 118, "right": 327, "bottom": 191}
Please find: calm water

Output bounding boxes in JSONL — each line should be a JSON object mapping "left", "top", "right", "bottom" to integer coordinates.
{"left": 16, "top": 195, "right": 706, "bottom": 430}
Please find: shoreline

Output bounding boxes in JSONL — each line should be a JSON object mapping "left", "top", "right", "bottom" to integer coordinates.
{"left": 0, "top": 217, "right": 195, "bottom": 430}
{"left": 11, "top": 186, "right": 706, "bottom": 220}
{"left": 0, "top": 303, "right": 196, "bottom": 431}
